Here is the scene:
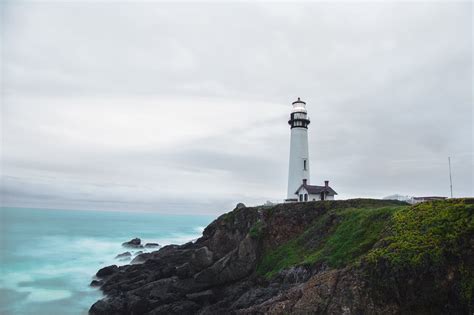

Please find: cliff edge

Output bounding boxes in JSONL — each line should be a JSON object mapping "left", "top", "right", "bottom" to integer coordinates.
{"left": 89, "top": 198, "right": 474, "bottom": 314}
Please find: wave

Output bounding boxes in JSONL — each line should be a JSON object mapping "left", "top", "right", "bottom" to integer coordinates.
{"left": 1, "top": 208, "right": 213, "bottom": 314}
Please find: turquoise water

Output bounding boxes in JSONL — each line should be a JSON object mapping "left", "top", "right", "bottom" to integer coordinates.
{"left": 0, "top": 207, "right": 214, "bottom": 315}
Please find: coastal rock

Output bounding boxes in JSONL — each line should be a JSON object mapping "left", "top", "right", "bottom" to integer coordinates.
{"left": 90, "top": 199, "right": 474, "bottom": 315}
{"left": 90, "top": 298, "right": 126, "bottom": 315}
{"left": 148, "top": 300, "right": 200, "bottom": 314}
{"left": 236, "top": 202, "right": 246, "bottom": 209}
{"left": 90, "top": 280, "right": 103, "bottom": 287}
{"left": 176, "top": 262, "right": 192, "bottom": 279}
{"left": 190, "top": 246, "right": 214, "bottom": 269}
{"left": 122, "top": 238, "right": 143, "bottom": 248}
{"left": 128, "top": 295, "right": 150, "bottom": 314}
{"left": 96, "top": 265, "right": 118, "bottom": 278}
{"left": 145, "top": 242, "right": 160, "bottom": 248}
{"left": 278, "top": 266, "right": 312, "bottom": 285}
{"left": 115, "top": 252, "right": 132, "bottom": 259}
{"left": 185, "top": 289, "right": 214, "bottom": 303}
{"left": 131, "top": 252, "right": 151, "bottom": 264}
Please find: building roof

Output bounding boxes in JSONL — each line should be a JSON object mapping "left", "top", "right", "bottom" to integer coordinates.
{"left": 413, "top": 196, "right": 447, "bottom": 200}
{"left": 295, "top": 183, "right": 338, "bottom": 196}
{"left": 292, "top": 97, "right": 306, "bottom": 105}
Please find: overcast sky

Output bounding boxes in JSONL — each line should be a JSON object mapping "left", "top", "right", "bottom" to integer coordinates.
{"left": 1, "top": 1, "right": 472, "bottom": 214}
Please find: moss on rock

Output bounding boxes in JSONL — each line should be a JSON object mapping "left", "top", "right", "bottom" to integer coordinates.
{"left": 256, "top": 202, "right": 407, "bottom": 278}
{"left": 256, "top": 199, "right": 473, "bottom": 285}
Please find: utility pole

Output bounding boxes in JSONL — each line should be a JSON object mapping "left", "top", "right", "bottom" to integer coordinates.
{"left": 448, "top": 157, "right": 453, "bottom": 198}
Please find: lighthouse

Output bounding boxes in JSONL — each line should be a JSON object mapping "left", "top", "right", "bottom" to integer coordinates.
{"left": 286, "top": 97, "right": 337, "bottom": 202}
{"left": 286, "top": 97, "right": 311, "bottom": 200}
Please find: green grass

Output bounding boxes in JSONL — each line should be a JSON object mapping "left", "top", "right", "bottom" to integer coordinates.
{"left": 255, "top": 198, "right": 473, "bottom": 283}
{"left": 256, "top": 205, "right": 404, "bottom": 279}
{"left": 363, "top": 199, "right": 474, "bottom": 306}
{"left": 256, "top": 239, "right": 305, "bottom": 279}
{"left": 304, "top": 206, "right": 399, "bottom": 267}
{"left": 249, "top": 221, "right": 264, "bottom": 239}
{"left": 222, "top": 211, "right": 236, "bottom": 224}
{"left": 460, "top": 264, "right": 474, "bottom": 303}
{"left": 366, "top": 199, "right": 474, "bottom": 269}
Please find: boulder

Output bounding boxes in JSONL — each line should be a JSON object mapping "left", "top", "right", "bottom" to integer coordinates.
{"left": 115, "top": 252, "right": 132, "bottom": 259}
{"left": 122, "top": 238, "right": 143, "bottom": 248}
{"left": 194, "top": 242, "right": 256, "bottom": 286}
{"left": 144, "top": 242, "right": 160, "bottom": 248}
{"left": 90, "top": 279, "right": 103, "bottom": 287}
{"left": 176, "top": 262, "right": 192, "bottom": 279}
{"left": 148, "top": 300, "right": 200, "bottom": 314}
{"left": 128, "top": 295, "right": 150, "bottom": 314}
{"left": 191, "top": 246, "right": 214, "bottom": 269}
{"left": 131, "top": 253, "right": 152, "bottom": 264}
{"left": 186, "top": 289, "right": 214, "bottom": 303}
{"left": 181, "top": 241, "right": 195, "bottom": 249}
{"left": 236, "top": 202, "right": 246, "bottom": 209}
{"left": 279, "top": 266, "right": 311, "bottom": 285}
{"left": 89, "top": 298, "right": 126, "bottom": 315}
{"left": 96, "top": 265, "right": 118, "bottom": 278}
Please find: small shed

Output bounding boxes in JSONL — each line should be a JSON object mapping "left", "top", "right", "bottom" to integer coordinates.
{"left": 295, "top": 179, "right": 337, "bottom": 202}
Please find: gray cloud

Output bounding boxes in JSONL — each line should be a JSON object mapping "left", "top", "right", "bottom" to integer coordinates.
{"left": 1, "top": 1, "right": 472, "bottom": 214}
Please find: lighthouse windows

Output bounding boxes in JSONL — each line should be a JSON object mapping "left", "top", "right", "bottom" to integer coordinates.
{"left": 303, "top": 160, "right": 307, "bottom": 170}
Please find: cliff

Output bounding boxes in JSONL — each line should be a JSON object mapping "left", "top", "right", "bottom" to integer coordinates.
{"left": 89, "top": 198, "right": 474, "bottom": 314}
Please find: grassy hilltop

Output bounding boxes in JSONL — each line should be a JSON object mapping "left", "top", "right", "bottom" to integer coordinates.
{"left": 253, "top": 198, "right": 474, "bottom": 312}
{"left": 256, "top": 199, "right": 473, "bottom": 279}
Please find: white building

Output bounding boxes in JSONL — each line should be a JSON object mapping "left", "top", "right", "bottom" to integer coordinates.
{"left": 410, "top": 196, "right": 447, "bottom": 204}
{"left": 383, "top": 194, "right": 447, "bottom": 204}
{"left": 294, "top": 179, "right": 337, "bottom": 202}
{"left": 383, "top": 194, "right": 413, "bottom": 202}
{"left": 285, "top": 97, "right": 337, "bottom": 202}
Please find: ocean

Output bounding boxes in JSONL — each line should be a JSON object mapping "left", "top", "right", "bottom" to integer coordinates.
{"left": 0, "top": 207, "right": 214, "bottom": 315}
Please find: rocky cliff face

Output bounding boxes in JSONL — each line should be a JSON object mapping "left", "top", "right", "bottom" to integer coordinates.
{"left": 89, "top": 199, "right": 474, "bottom": 315}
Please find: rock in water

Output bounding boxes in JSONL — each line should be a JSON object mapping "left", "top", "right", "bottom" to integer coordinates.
{"left": 144, "top": 242, "right": 160, "bottom": 248}
{"left": 131, "top": 252, "right": 151, "bottom": 264}
{"left": 90, "top": 280, "right": 103, "bottom": 287}
{"left": 122, "top": 238, "right": 143, "bottom": 248}
{"left": 89, "top": 280, "right": 104, "bottom": 287}
{"left": 115, "top": 252, "right": 132, "bottom": 259}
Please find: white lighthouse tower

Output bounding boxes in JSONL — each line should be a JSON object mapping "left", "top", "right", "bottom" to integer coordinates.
{"left": 286, "top": 97, "right": 338, "bottom": 202}
{"left": 286, "top": 97, "right": 311, "bottom": 200}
